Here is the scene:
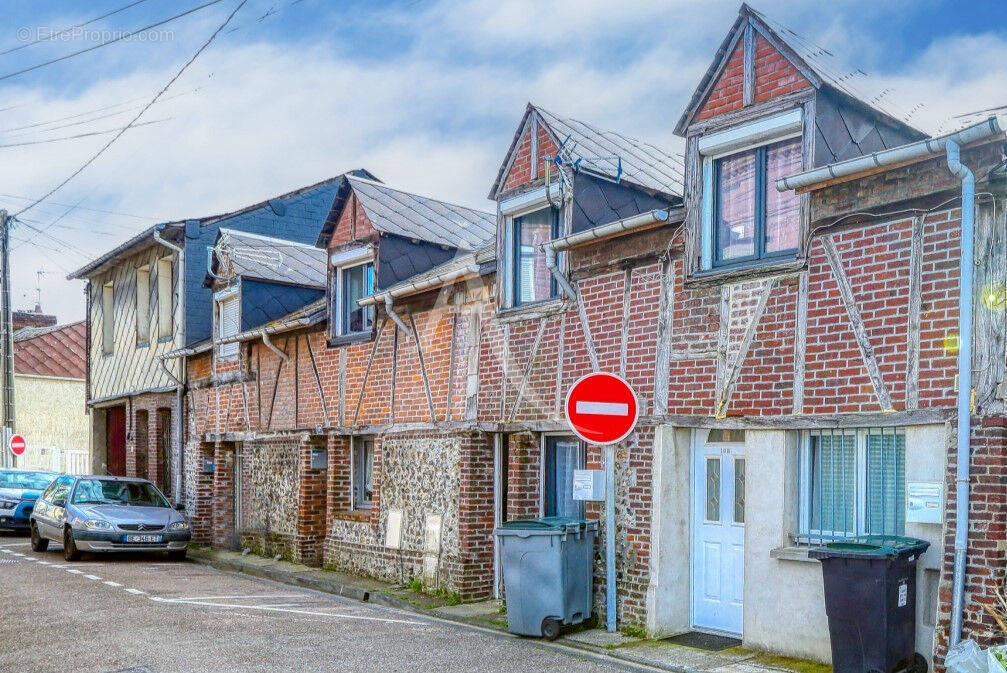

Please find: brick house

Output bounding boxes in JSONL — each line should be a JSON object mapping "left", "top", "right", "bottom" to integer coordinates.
{"left": 173, "top": 4, "right": 1007, "bottom": 668}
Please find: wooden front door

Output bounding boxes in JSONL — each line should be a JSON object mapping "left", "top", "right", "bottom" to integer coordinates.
{"left": 106, "top": 406, "right": 127, "bottom": 476}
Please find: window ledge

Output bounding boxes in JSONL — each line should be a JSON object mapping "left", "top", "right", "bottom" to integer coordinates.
{"left": 686, "top": 257, "right": 805, "bottom": 288}
{"left": 496, "top": 298, "right": 570, "bottom": 323}
{"left": 770, "top": 546, "right": 819, "bottom": 563}
{"left": 328, "top": 330, "right": 375, "bottom": 348}
{"left": 332, "top": 509, "right": 372, "bottom": 523}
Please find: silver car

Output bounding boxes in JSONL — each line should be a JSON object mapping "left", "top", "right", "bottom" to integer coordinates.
{"left": 29, "top": 475, "right": 191, "bottom": 561}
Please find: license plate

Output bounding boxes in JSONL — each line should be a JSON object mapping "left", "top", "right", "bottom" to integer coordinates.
{"left": 124, "top": 534, "right": 162, "bottom": 543}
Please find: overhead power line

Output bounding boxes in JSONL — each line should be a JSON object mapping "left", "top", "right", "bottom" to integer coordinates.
{"left": 14, "top": 0, "right": 249, "bottom": 226}
{"left": 0, "top": 0, "right": 150, "bottom": 57}
{"left": 0, "top": 118, "right": 169, "bottom": 149}
{"left": 0, "top": 0, "right": 226, "bottom": 84}
{"left": 0, "top": 194, "right": 157, "bottom": 221}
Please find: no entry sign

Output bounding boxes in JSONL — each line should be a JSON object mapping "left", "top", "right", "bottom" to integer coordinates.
{"left": 564, "top": 373, "right": 639, "bottom": 445}
{"left": 8, "top": 434, "right": 26, "bottom": 457}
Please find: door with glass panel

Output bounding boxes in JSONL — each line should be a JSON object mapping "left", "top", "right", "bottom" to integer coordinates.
{"left": 543, "top": 436, "right": 584, "bottom": 519}
{"left": 691, "top": 430, "right": 746, "bottom": 635}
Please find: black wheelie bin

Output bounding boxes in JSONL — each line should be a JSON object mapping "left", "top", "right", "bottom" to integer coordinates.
{"left": 809, "top": 536, "right": 930, "bottom": 673}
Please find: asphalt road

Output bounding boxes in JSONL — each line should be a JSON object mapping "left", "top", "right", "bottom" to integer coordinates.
{"left": 0, "top": 533, "right": 631, "bottom": 673}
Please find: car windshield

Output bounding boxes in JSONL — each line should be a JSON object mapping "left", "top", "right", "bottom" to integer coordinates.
{"left": 0, "top": 470, "right": 56, "bottom": 491}
{"left": 71, "top": 479, "right": 169, "bottom": 508}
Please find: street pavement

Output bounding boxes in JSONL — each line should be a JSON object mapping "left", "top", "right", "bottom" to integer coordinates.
{"left": 0, "top": 533, "right": 636, "bottom": 673}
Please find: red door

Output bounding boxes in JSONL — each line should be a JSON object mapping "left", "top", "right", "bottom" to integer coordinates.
{"left": 106, "top": 406, "right": 127, "bottom": 476}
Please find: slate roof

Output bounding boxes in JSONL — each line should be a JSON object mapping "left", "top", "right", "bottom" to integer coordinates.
{"left": 215, "top": 229, "right": 326, "bottom": 288}
{"left": 13, "top": 321, "right": 86, "bottom": 379}
{"left": 376, "top": 244, "right": 496, "bottom": 299}
{"left": 346, "top": 176, "right": 496, "bottom": 251}
{"left": 676, "top": 4, "right": 927, "bottom": 137}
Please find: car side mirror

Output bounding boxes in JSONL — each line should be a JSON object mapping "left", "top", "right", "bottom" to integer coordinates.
{"left": 174, "top": 503, "right": 185, "bottom": 512}
{"left": 52, "top": 498, "right": 66, "bottom": 508}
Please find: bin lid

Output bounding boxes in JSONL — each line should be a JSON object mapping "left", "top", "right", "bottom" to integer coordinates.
{"left": 808, "top": 535, "right": 930, "bottom": 560}
{"left": 497, "top": 517, "right": 593, "bottom": 532}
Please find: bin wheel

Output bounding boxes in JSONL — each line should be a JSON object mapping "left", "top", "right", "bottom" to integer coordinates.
{"left": 912, "top": 653, "right": 928, "bottom": 673}
{"left": 541, "top": 617, "right": 562, "bottom": 640}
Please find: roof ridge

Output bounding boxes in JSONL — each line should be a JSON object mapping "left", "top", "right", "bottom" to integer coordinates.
{"left": 219, "top": 228, "right": 324, "bottom": 251}
{"left": 533, "top": 104, "right": 679, "bottom": 157}
{"left": 348, "top": 175, "right": 494, "bottom": 217}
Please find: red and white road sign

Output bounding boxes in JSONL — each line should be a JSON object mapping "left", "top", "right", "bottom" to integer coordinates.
{"left": 564, "top": 373, "right": 639, "bottom": 445}
{"left": 8, "top": 434, "right": 26, "bottom": 457}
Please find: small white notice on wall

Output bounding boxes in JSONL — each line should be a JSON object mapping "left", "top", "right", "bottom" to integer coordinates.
{"left": 907, "top": 481, "right": 942, "bottom": 524}
{"left": 385, "top": 509, "right": 403, "bottom": 549}
{"left": 572, "top": 469, "right": 605, "bottom": 502}
{"left": 898, "top": 580, "right": 908, "bottom": 607}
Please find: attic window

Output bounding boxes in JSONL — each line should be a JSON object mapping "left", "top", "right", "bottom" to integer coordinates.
{"left": 215, "top": 287, "right": 240, "bottom": 359}
{"left": 330, "top": 247, "right": 375, "bottom": 339}
{"left": 506, "top": 206, "right": 558, "bottom": 308}
{"left": 698, "top": 108, "right": 803, "bottom": 272}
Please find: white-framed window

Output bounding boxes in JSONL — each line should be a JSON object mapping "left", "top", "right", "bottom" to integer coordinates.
{"left": 699, "top": 109, "right": 803, "bottom": 270}
{"left": 798, "top": 428, "right": 906, "bottom": 541}
{"left": 135, "top": 265, "right": 150, "bottom": 345}
{"left": 351, "top": 437, "right": 374, "bottom": 510}
{"left": 330, "top": 248, "right": 374, "bottom": 338}
{"left": 157, "top": 257, "right": 173, "bottom": 339}
{"left": 499, "top": 188, "right": 562, "bottom": 309}
{"left": 101, "top": 281, "right": 114, "bottom": 355}
{"left": 215, "top": 286, "right": 240, "bottom": 359}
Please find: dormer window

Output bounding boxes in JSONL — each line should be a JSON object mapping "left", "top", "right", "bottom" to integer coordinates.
{"left": 498, "top": 190, "right": 562, "bottom": 310}
{"left": 214, "top": 285, "right": 240, "bottom": 359}
{"left": 699, "top": 109, "right": 804, "bottom": 272}
{"left": 330, "top": 247, "right": 374, "bottom": 340}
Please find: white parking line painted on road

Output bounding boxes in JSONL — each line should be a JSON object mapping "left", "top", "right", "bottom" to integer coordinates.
{"left": 84, "top": 574, "right": 102, "bottom": 580}
{"left": 66, "top": 569, "right": 83, "bottom": 574}
{"left": 37, "top": 561, "right": 50, "bottom": 565}
{"left": 125, "top": 588, "right": 146, "bottom": 595}
{"left": 11, "top": 553, "right": 24, "bottom": 557}
{"left": 150, "top": 597, "right": 424, "bottom": 625}
{"left": 103, "top": 581, "right": 122, "bottom": 587}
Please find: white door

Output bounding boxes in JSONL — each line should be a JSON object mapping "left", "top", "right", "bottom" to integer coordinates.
{"left": 691, "top": 432, "right": 745, "bottom": 635}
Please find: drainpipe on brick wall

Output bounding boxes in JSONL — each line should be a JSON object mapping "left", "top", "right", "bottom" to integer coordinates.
{"left": 383, "top": 294, "right": 411, "bottom": 335}
{"left": 259, "top": 329, "right": 289, "bottom": 364}
{"left": 153, "top": 226, "right": 185, "bottom": 505}
{"left": 947, "top": 139, "right": 976, "bottom": 648}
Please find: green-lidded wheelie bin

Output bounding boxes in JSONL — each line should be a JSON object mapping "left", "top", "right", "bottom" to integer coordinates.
{"left": 495, "top": 517, "right": 597, "bottom": 640}
{"left": 809, "top": 536, "right": 930, "bottom": 673}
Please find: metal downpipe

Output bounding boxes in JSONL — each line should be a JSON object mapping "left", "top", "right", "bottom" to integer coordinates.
{"left": 946, "top": 139, "right": 975, "bottom": 647}
{"left": 153, "top": 226, "right": 186, "bottom": 505}
{"left": 384, "top": 294, "right": 411, "bottom": 335}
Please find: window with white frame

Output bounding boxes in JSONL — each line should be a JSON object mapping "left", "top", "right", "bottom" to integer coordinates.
{"left": 157, "top": 257, "right": 173, "bottom": 339}
{"left": 330, "top": 248, "right": 374, "bottom": 339}
{"left": 699, "top": 109, "right": 803, "bottom": 270}
{"left": 215, "top": 288, "right": 240, "bottom": 358}
{"left": 101, "top": 281, "right": 114, "bottom": 355}
{"left": 352, "top": 437, "right": 374, "bottom": 509}
{"left": 136, "top": 265, "right": 150, "bottom": 345}
{"left": 798, "top": 428, "right": 906, "bottom": 542}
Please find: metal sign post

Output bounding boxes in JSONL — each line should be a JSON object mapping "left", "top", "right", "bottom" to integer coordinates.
{"left": 564, "top": 372, "right": 640, "bottom": 633}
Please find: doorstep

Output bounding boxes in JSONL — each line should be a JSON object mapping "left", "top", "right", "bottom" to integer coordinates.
{"left": 188, "top": 546, "right": 828, "bottom": 673}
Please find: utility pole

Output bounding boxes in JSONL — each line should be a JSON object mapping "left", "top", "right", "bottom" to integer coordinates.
{"left": 0, "top": 210, "right": 14, "bottom": 468}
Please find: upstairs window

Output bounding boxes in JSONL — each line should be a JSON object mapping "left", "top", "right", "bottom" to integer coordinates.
{"left": 330, "top": 248, "right": 375, "bottom": 340}
{"left": 216, "top": 289, "right": 240, "bottom": 359}
{"left": 135, "top": 265, "right": 150, "bottom": 345}
{"left": 511, "top": 207, "right": 558, "bottom": 306}
{"left": 157, "top": 257, "right": 173, "bottom": 339}
{"left": 101, "top": 282, "right": 114, "bottom": 355}
{"left": 714, "top": 137, "right": 801, "bottom": 266}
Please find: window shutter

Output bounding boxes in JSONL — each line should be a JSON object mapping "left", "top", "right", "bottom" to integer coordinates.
{"left": 157, "top": 258, "right": 173, "bottom": 338}
{"left": 519, "top": 247, "right": 535, "bottom": 303}
{"left": 136, "top": 266, "right": 150, "bottom": 343}
{"left": 102, "top": 283, "right": 114, "bottom": 354}
{"left": 218, "top": 294, "right": 239, "bottom": 357}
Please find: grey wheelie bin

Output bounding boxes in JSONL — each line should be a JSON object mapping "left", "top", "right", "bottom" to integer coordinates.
{"left": 495, "top": 517, "right": 597, "bottom": 640}
{"left": 809, "top": 536, "right": 930, "bottom": 673}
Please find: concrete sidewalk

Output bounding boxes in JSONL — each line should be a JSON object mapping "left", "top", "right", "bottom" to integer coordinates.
{"left": 189, "top": 546, "right": 829, "bottom": 673}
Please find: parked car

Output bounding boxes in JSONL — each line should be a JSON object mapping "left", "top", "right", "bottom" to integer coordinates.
{"left": 30, "top": 475, "right": 191, "bottom": 561}
{"left": 0, "top": 468, "right": 58, "bottom": 532}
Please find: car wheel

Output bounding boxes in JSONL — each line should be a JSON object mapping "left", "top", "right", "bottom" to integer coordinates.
{"left": 63, "top": 527, "right": 80, "bottom": 562}
{"left": 167, "top": 549, "right": 187, "bottom": 562}
{"left": 30, "top": 523, "right": 48, "bottom": 552}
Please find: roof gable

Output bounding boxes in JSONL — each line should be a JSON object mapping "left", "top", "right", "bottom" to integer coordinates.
{"left": 675, "top": 4, "right": 926, "bottom": 138}
{"left": 490, "top": 104, "right": 684, "bottom": 200}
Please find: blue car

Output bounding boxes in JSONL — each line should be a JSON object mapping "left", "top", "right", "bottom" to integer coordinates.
{"left": 0, "top": 469, "right": 58, "bottom": 532}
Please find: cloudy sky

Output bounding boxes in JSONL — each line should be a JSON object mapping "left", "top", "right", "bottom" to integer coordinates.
{"left": 1, "top": 0, "right": 1005, "bottom": 321}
